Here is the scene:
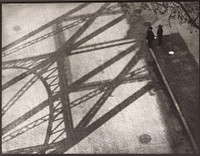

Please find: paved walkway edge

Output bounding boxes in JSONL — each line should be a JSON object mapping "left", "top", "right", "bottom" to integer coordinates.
{"left": 149, "top": 48, "right": 199, "bottom": 154}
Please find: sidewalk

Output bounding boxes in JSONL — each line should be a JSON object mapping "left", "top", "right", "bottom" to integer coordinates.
{"left": 151, "top": 33, "right": 200, "bottom": 150}
{"left": 2, "top": 3, "right": 199, "bottom": 153}
{"left": 137, "top": 8, "right": 200, "bottom": 150}
{"left": 152, "top": 16, "right": 199, "bottom": 65}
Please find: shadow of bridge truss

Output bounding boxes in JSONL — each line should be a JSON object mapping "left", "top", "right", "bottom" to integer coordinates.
{"left": 2, "top": 3, "right": 155, "bottom": 154}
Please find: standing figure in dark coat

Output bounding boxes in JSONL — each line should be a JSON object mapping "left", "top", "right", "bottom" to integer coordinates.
{"left": 146, "top": 26, "right": 155, "bottom": 48}
{"left": 157, "top": 25, "right": 163, "bottom": 46}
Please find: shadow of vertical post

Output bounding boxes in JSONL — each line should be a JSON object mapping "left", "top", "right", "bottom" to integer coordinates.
{"left": 49, "top": 83, "right": 153, "bottom": 154}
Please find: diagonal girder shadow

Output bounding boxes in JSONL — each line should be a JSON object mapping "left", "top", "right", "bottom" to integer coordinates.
{"left": 2, "top": 4, "right": 150, "bottom": 154}
{"left": 2, "top": 68, "right": 150, "bottom": 137}
{"left": 2, "top": 60, "right": 55, "bottom": 116}
{"left": 2, "top": 11, "right": 127, "bottom": 92}
{"left": 42, "top": 4, "right": 123, "bottom": 151}
{"left": 67, "top": 13, "right": 126, "bottom": 54}
{"left": 2, "top": 4, "right": 123, "bottom": 58}
{"left": 2, "top": 42, "right": 136, "bottom": 136}
{"left": 2, "top": 3, "right": 90, "bottom": 52}
{"left": 2, "top": 55, "right": 55, "bottom": 91}
{"left": 56, "top": 3, "right": 110, "bottom": 54}
{"left": 4, "top": 82, "right": 153, "bottom": 154}
{"left": 75, "top": 45, "right": 144, "bottom": 131}
{"left": 2, "top": 86, "right": 104, "bottom": 140}
{"left": 70, "top": 38, "right": 135, "bottom": 56}
{"left": 2, "top": 76, "right": 38, "bottom": 116}
{"left": 67, "top": 44, "right": 138, "bottom": 91}
{"left": 53, "top": 3, "right": 112, "bottom": 144}
{"left": 2, "top": 37, "right": 133, "bottom": 92}
{"left": 2, "top": 68, "right": 151, "bottom": 139}
{"left": 49, "top": 83, "right": 153, "bottom": 154}
{"left": 78, "top": 65, "right": 150, "bottom": 91}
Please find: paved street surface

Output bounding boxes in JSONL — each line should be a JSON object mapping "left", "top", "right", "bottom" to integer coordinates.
{"left": 2, "top": 3, "right": 198, "bottom": 154}
{"left": 151, "top": 33, "right": 200, "bottom": 151}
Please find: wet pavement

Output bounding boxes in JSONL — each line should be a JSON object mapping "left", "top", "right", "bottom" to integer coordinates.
{"left": 2, "top": 3, "right": 198, "bottom": 154}
{"left": 151, "top": 33, "right": 200, "bottom": 152}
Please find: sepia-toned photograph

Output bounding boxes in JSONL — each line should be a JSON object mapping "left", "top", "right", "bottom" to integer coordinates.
{"left": 1, "top": 1, "right": 199, "bottom": 154}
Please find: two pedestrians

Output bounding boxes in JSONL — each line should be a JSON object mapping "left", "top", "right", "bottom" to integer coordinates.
{"left": 146, "top": 25, "right": 163, "bottom": 48}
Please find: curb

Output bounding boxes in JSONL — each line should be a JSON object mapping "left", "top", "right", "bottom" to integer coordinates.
{"left": 148, "top": 48, "right": 199, "bottom": 154}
